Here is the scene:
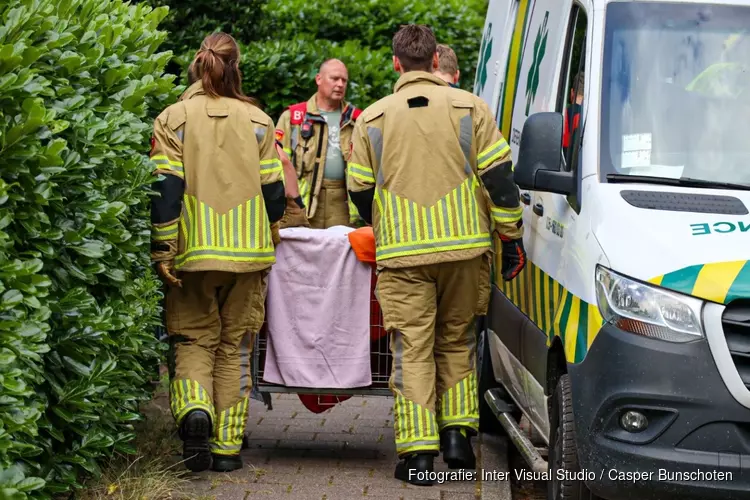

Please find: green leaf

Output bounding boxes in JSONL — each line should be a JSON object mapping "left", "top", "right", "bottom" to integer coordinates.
{"left": 70, "top": 241, "right": 109, "bottom": 258}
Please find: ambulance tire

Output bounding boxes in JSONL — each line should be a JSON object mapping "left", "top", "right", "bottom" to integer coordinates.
{"left": 477, "top": 325, "right": 520, "bottom": 434}
{"left": 548, "top": 374, "right": 601, "bottom": 500}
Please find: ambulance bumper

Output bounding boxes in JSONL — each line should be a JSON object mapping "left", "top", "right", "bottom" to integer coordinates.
{"left": 568, "top": 321, "right": 750, "bottom": 500}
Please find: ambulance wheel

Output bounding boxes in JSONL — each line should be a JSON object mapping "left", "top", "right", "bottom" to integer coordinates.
{"left": 477, "top": 324, "right": 520, "bottom": 434}
{"left": 548, "top": 374, "right": 600, "bottom": 500}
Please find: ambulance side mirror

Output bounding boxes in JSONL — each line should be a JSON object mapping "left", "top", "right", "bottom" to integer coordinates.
{"left": 514, "top": 112, "right": 575, "bottom": 196}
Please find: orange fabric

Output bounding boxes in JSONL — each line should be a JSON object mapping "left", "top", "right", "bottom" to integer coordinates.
{"left": 348, "top": 226, "right": 376, "bottom": 264}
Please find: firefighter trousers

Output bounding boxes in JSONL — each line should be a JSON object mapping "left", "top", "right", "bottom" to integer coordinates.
{"left": 375, "top": 254, "right": 491, "bottom": 458}
{"left": 308, "top": 179, "right": 351, "bottom": 229}
{"left": 165, "top": 270, "right": 269, "bottom": 456}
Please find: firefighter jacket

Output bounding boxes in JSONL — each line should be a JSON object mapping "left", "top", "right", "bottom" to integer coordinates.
{"left": 347, "top": 71, "right": 523, "bottom": 269}
{"left": 274, "top": 94, "right": 363, "bottom": 224}
{"left": 149, "top": 81, "right": 285, "bottom": 273}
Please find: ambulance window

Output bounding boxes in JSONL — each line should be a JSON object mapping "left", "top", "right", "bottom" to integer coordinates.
{"left": 557, "top": 5, "right": 588, "bottom": 175}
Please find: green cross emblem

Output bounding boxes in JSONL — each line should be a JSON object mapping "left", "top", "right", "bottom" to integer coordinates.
{"left": 525, "top": 11, "right": 549, "bottom": 115}
{"left": 477, "top": 23, "right": 493, "bottom": 94}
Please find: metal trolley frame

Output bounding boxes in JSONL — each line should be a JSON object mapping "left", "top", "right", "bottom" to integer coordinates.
{"left": 250, "top": 267, "right": 393, "bottom": 408}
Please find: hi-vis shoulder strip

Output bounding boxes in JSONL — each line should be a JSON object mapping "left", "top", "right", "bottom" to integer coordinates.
{"left": 260, "top": 158, "right": 283, "bottom": 176}
{"left": 348, "top": 162, "right": 375, "bottom": 184}
{"left": 152, "top": 222, "right": 178, "bottom": 241}
{"left": 478, "top": 138, "right": 510, "bottom": 170}
{"left": 650, "top": 260, "right": 750, "bottom": 305}
{"left": 151, "top": 155, "right": 184, "bottom": 177}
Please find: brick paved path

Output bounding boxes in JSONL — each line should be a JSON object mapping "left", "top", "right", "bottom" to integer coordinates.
{"left": 186, "top": 394, "right": 513, "bottom": 500}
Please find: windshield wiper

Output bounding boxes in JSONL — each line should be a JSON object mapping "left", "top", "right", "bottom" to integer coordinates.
{"left": 606, "top": 174, "right": 750, "bottom": 191}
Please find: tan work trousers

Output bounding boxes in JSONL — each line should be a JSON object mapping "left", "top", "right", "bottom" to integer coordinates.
{"left": 165, "top": 270, "right": 268, "bottom": 456}
{"left": 309, "top": 179, "right": 351, "bottom": 229}
{"left": 375, "top": 254, "right": 490, "bottom": 457}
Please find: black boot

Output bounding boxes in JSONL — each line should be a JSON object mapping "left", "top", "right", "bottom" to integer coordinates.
{"left": 441, "top": 427, "right": 476, "bottom": 469}
{"left": 394, "top": 453, "right": 435, "bottom": 486}
{"left": 179, "top": 410, "right": 212, "bottom": 472}
{"left": 211, "top": 453, "right": 243, "bottom": 472}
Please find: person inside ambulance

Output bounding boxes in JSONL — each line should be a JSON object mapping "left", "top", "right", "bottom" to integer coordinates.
{"left": 149, "top": 32, "right": 285, "bottom": 474}
{"left": 563, "top": 71, "right": 584, "bottom": 150}
{"left": 347, "top": 24, "right": 526, "bottom": 486}
{"left": 275, "top": 59, "right": 365, "bottom": 229}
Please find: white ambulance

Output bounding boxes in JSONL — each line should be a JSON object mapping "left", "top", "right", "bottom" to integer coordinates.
{"left": 473, "top": 1, "right": 750, "bottom": 499}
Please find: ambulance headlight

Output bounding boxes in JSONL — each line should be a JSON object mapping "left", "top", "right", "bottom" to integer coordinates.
{"left": 595, "top": 266, "right": 704, "bottom": 342}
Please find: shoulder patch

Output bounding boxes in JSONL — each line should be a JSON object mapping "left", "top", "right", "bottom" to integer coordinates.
{"left": 275, "top": 129, "right": 284, "bottom": 142}
{"left": 289, "top": 102, "right": 307, "bottom": 125}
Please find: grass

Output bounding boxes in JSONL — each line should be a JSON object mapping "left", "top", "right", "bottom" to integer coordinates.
{"left": 78, "top": 373, "right": 195, "bottom": 500}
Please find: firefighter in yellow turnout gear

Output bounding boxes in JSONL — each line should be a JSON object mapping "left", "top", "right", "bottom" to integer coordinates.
{"left": 275, "top": 59, "right": 365, "bottom": 229}
{"left": 347, "top": 25, "right": 526, "bottom": 486}
{"left": 150, "top": 33, "right": 285, "bottom": 473}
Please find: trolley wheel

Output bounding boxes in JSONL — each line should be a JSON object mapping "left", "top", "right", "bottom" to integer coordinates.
{"left": 548, "top": 374, "right": 601, "bottom": 500}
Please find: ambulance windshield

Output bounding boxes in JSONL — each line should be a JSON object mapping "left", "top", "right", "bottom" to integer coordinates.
{"left": 600, "top": 2, "right": 750, "bottom": 187}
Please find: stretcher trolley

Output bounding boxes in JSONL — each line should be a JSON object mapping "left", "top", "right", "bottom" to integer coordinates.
{"left": 250, "top": 265, "right": 394, "bottom": 413}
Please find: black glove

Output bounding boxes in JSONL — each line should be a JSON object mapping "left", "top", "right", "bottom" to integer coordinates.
{"left": 500, "top": 235, "right": 526, "bottom": 281}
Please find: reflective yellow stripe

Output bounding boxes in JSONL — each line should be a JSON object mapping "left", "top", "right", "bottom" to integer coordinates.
{"left": 491, "top": 205, "right": 523, "bottom": 222}
{"left": 175, "top": 195, "right": 275, "bottom": 268}
{"left": 348, "top": 162, "right": 375, "bottom": 183}
{"left": 375, "top": 177, "right": 490, "bottom": 260}
{"left": 170, "top": 379, "right": 215, "bottom": 425}
{"left": 477, "top": 139, "right": 510, "bottom": 170}
{"left": 260, "top": 159, "right": 283, "bottom": 175}
{"left": 151, "top": 155, "right": 184, "bottom": 177}
{"left": 282, "top": 147, "right": 292, "bottom": 155}
{"left": 152, "top": 222, "right": 178, "bottom": 241}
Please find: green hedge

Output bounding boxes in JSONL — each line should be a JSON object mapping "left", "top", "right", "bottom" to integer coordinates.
{"left": 144, "top": 0, "right": 488, "bottom": 119}
{"left": 0, "top": 0, "right": 180, "bottom": 497}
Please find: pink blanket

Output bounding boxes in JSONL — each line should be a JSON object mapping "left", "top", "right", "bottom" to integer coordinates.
{"left": 262, "top": 226, "right": 373, "bottom": 388}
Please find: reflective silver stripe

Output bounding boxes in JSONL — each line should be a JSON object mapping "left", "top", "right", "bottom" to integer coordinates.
{"left": 377, "top": 236, "right": 490, "bottom": 258}
{"left": 459, "top": 379, "right": 466, "bottom": 416}
{"left": 255, "top": 127, "right": 265, "bottom": 144}
{"left": 457, "top": 183, "right": 466, "bottom": 234}
{"left": 470, "top": 179, "right": 480, "bottom": 233}
{"left": 409, "top": 204, "right": 417, "bottom": 241}
{"left": 291, "top": 127, "right": 298, "bottom": 150}
{"left": 412, "top": 404, "right": 420, "bottom": 438}
{"left": 177, "top": 249, "right": 274, "bottom": 259}
{"left": 459, "top": 115, "right": 473, "bottom": 175}
{"left": 182, "top": 202, "right": 192, "bottom": 245}
{"left": 218, "top": 215, "right": 224, "bottom": 248}
{"left": 390, "top": 193, "right": 401, "bottom": 244}
{"left": 176, "top": 129, "right": 184, "bottom": 142}
{"left": 369, "top": 126, "right": 385, "bottom": 186}
{"left": 396, "top": 439, "right": 440, "bottom": 450}
{"left": 249, "top": 199, "right": 256, "bottom": 246}
{"left": 441, "top": 198, "right": 450, "bottom": 237}
{"left": 393, "top": 330, "right": 403, "bottom": 391}
{"left": 204, "top": 205, "right": 212, "bottom": 246}
{"left": 426, "top": 209, "right": 434, "bottom": 240}
{"left": 233, "top": 207, "right": 239, "bottom": 247}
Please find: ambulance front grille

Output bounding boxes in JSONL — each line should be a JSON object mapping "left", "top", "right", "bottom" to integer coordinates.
{"left": 721, "top": 301, "right": 750, "bottom": 390}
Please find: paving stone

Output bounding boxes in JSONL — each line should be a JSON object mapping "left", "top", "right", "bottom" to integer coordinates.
{"left": 176, "top": 394, "right": 509, "bottom": 499}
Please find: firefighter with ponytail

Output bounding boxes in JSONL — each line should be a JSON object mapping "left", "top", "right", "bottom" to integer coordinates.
{"left": 149, "top": 33, "right": 285, "bottom": 473}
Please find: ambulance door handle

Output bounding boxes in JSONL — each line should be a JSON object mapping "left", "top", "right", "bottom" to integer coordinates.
{"left": 533, "top": 203, "right": 544, "bottom": 217}
{"left": 520, "top": 192, "right": 531, "bottom": 205}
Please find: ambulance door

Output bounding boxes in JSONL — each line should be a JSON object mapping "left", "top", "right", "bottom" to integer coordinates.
{"left": 506, "top": 0, "right": 572, "bottom": 423}
{"left": 522, "top": 1, "right": 591, "bottom": 426}
{"left": 474, "top": 0, "right": 516, "bottom": 111}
